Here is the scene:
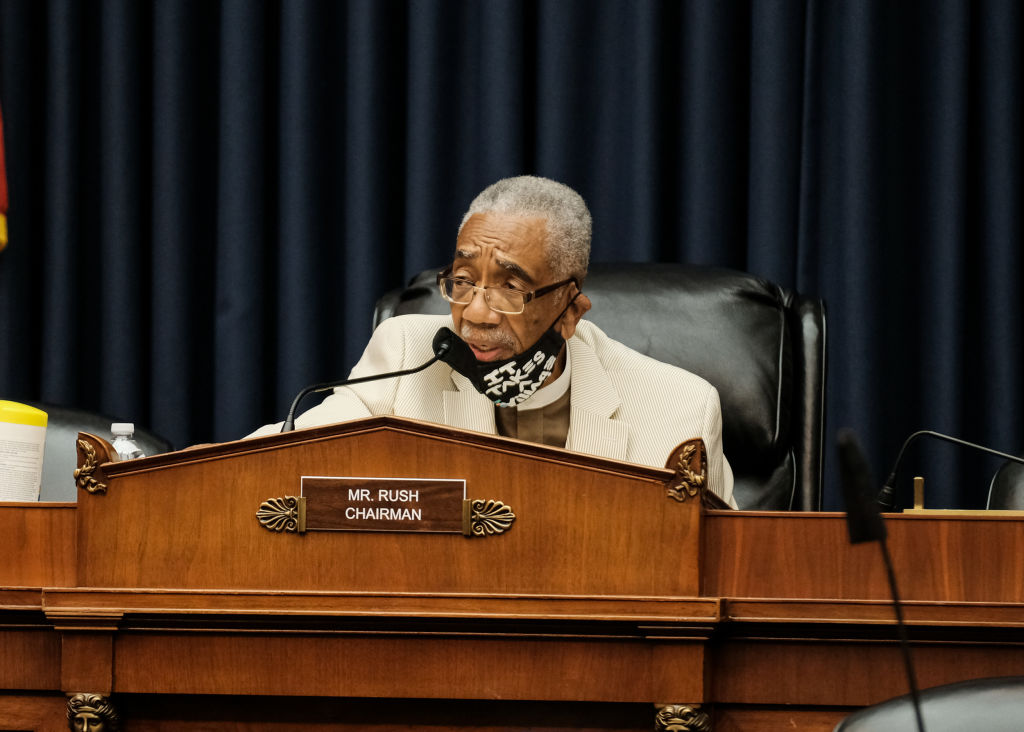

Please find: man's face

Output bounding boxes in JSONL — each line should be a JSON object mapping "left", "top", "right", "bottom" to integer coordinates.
{"left": 449, "top": 212, "right": 590, "bottom": 369}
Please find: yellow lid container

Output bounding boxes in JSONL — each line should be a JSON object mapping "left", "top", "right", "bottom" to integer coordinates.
{"left": 0, "top": 400, "right": 49, "bottom": 427}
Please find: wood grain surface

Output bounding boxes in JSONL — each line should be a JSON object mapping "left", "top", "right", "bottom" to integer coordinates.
{"left": 1, "top": 418, "right": 1022, "bottom": 730}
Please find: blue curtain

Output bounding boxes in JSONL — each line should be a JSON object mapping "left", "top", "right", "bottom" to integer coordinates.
{"left": 1, "top": 0, "right": 1020, "bottom": 510}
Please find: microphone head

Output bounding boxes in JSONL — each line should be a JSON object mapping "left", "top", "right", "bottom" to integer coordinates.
{"left": 837, "top": 428, "right": 887, "bottom": 544}
{"left": 432, "top": 327, "right": 455, "bottom": 358}
{"left": 876, "top": 479, "right": 897, "bottom": 511}
{"left": 432, "top": 327, "right": 477, "bottom": 369}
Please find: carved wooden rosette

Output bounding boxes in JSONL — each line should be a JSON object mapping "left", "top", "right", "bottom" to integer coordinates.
{"left": 75, "top": 432, "right": 118, "bottom": 496}
{"left": 465, "top": 498, "right": 515, "bottom": 536}
{"left": 256, "top": 495, "right": 305, "bottom": 532}
{"left": 663, "top": 438, "right": 707, "bottom": 503}
{"left": 66, "top": 692, "right": 120, "bottom": 732}
{"left": 654, "top": 703, "right": 711, "bottom": 732}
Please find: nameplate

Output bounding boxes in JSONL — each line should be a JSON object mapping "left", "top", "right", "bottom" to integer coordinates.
{"left": 301, "top": 476, "right": 466, "bottom": 533}
{"left": 256, "top": 477, "right": 516, "bottom": 537}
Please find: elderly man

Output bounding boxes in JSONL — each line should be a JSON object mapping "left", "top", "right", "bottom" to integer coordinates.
{"left": 252, "top": 176, "right": 735, "bottom": 506}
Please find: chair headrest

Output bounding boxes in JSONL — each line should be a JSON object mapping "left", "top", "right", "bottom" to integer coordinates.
{"left": 577, "top": 264, "right": 795, "bottom": 476}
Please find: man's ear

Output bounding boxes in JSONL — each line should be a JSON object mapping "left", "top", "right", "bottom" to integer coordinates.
{"left": 558, "top": 293, "right": 591, "bottom": 340}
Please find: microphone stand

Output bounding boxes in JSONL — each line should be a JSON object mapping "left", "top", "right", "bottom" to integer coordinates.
{"left": 878, "top": 537, "right": 926, "bottom": 732}
{"left": 877, "top": 429, "right": 1024, "bottom": 510}
{"left": 837, "top": 428, "right": 926, "bottom": 732}
{"left": 281, "top": 340, "right": 452, "bottom": 432}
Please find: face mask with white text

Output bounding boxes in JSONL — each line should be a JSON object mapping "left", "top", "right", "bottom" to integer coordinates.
{"left": 438, "top": 294, "right": 579, "bottom": 407}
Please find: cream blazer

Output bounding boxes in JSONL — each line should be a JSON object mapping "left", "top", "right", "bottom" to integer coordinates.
{"left": 252, "top": 314, "right": 735, "bottom": 507}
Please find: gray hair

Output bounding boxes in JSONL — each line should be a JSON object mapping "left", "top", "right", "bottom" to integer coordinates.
{"left": 459, "top": 175, "right": 592, "bottom": 281}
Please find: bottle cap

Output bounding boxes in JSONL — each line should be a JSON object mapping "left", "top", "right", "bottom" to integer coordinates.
{"left": 111, "top": 422, "right": 135, "bottom": 436}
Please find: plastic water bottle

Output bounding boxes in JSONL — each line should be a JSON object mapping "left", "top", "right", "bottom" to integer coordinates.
{"left": 111, "top": 422, "right": 146, "bottom": 460}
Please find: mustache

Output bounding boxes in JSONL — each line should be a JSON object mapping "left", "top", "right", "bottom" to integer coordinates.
{"left": 459, "top": 324, "right": 518, "bottom": 351}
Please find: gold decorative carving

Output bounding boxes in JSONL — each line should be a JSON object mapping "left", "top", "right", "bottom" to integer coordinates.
{"left": 257, "top": 495, "right": 306, "bottom": 533}
{"left": 664, "top": 438, "right": 707, "bottom": 503}
{"left": 67, "top": 692, "right": 120, "bottom": 732}
{"left": 74, "top": 439, "right": 108, "bottom": 495}
{"left": 654, "top": 703, "right": 711, "bottom": 732}
{"left": 467, "top": 499, "right": 516, "bottom": 536}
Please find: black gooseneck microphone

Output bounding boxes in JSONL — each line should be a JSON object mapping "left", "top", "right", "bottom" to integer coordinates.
{"left": 837, "top": 428, "right": 926, "bottom": 732}
{"left": 280, "top": 328, "right": 457, "bottom": 432}
{"left": 876, "top": 429, "right": 1024, "bottom": 510}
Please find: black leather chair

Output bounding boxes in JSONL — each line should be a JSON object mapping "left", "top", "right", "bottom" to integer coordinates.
{"left": 373, "top": 262, "right": 827, "bottom": 511}
{"left": 987, "top": 459, "right": 1024, "bottom": 509}
{"left": 834, "top": 676, "right": 1024, "bottom": 731}
{"left": 27, "top": 402, "right": 172, "bottom": 502}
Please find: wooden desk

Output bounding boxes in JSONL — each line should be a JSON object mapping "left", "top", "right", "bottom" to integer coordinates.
{"left": 704, "top": 510, "right": 1024, "bottom": 729}
{"left": 2, "top": 418, "right": 1022, "bottom": 731}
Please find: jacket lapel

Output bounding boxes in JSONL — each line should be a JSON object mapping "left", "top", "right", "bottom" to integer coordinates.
{"left": 565, "top": 337, "right": 629, "bottom": 461}
{"left": 443, "top": 371, "right": 497, "bottom": 434}
{"left": 441, "top": 335, "right": 628, "bottom": 461}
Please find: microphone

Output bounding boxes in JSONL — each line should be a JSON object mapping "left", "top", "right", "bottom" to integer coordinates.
{"left": 432, "top": 326, "right": 482, "bottom": 373}
{"left": 836, "top": 428, "right": 886, "bottom": 544}
{"left": 837, "top": 428, "right": 926, "bottom": 732}
{"left": 876, "top": 429, "right": 1024, "bottom": 510}
{"left": 280, "top": 328, "right": 455, "bottom": 432}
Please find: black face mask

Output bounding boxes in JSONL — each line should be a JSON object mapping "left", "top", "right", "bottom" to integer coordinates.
{"left": 434, "top": 294, "right": 579, "bottom": 407}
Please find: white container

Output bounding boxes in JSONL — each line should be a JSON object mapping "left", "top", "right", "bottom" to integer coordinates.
{"left": 0, "top": 400, "right": 48, "bottom": 501}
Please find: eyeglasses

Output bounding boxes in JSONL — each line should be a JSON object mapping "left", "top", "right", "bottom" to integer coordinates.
{"left": 436, "top": 269, "right": 578, "bottom": 315}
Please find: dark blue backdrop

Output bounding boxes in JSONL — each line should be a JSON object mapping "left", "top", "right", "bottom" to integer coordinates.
{"left": 1, "top": 0, "right": 1021, "bottom": 510}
